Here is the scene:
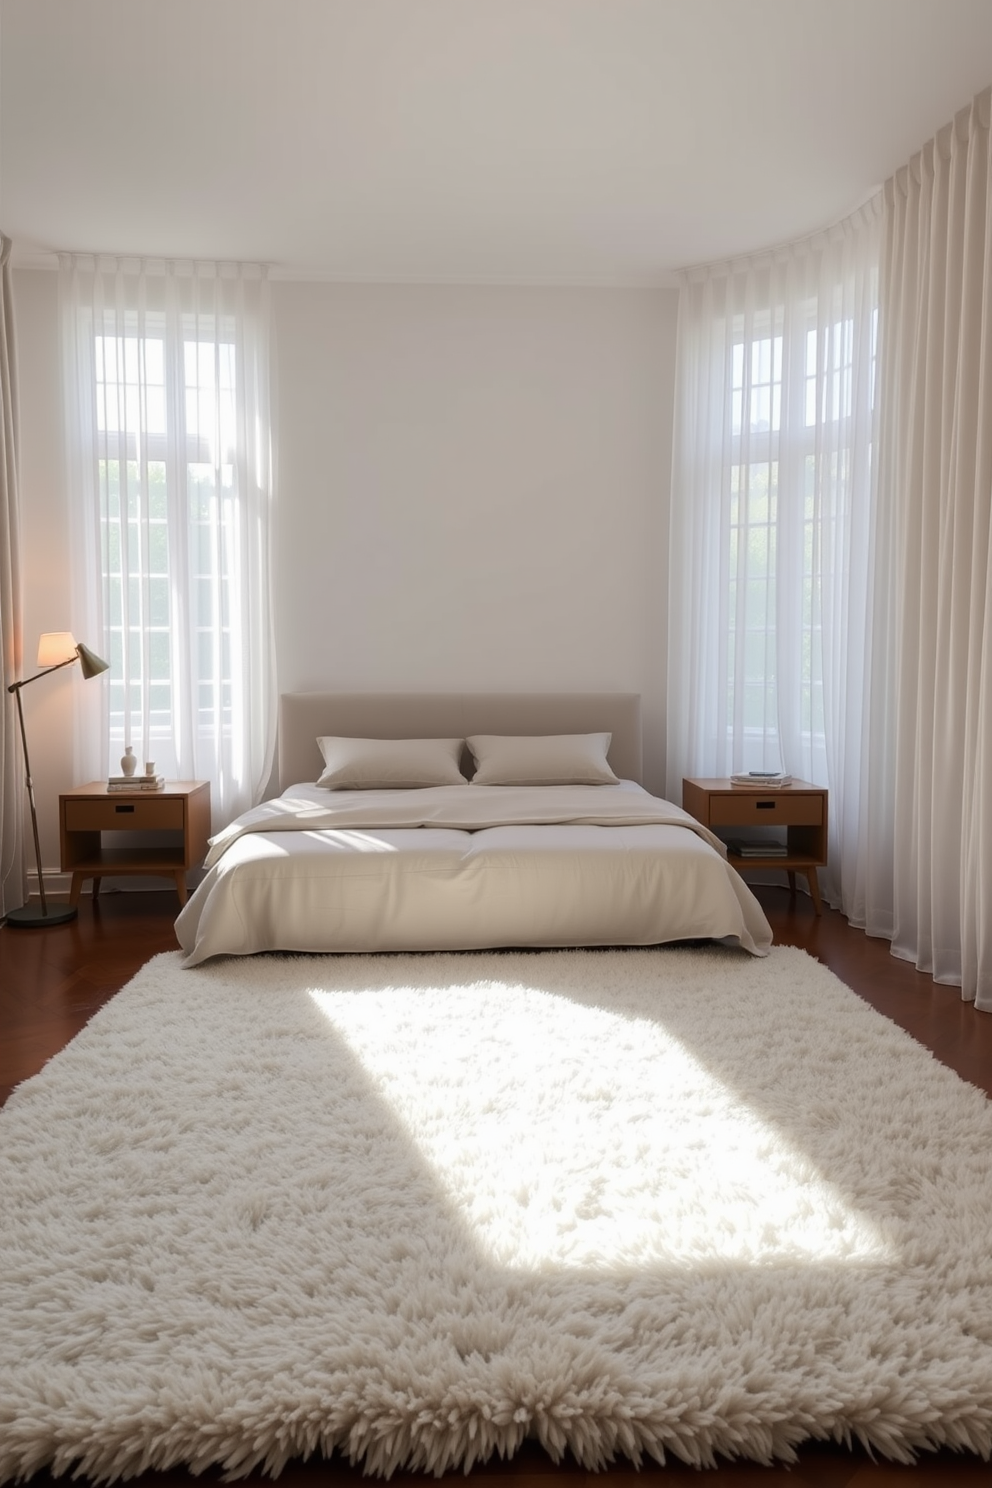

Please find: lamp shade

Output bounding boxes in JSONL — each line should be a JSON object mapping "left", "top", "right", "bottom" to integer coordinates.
{"left": 76, "top": 642, "right": 110, "bottom": 679}
{"left": 36, "top": 632, "right": 78, "bottom": 667}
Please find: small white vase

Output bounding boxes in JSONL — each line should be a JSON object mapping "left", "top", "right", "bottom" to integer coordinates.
{"left": 120, "top": 746, "right": 137, "bottom": 777}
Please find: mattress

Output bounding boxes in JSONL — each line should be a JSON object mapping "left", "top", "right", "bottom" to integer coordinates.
{"left": 175, "top": 782, "right": 773, "bottom": 967}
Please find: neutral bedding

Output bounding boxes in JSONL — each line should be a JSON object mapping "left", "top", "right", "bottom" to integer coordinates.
{"left": 176, "top": 780, "right": 773, "bottom": 967}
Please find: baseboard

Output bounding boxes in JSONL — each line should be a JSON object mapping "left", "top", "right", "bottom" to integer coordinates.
{"left": 25, "top": 870, "right": 73, "bottom": 901}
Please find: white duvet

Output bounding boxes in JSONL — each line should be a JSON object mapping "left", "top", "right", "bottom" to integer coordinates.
{"left": 176, "top": 781, "right": 773, "bottom": 966}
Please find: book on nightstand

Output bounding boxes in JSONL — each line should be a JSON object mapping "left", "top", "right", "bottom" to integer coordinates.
{"left": 107, "top": 775, "right": 165, "bottom": 791}
{"left": 726, "top": 838, "right": 790, "bottom": 858}
{"left": 730, "top": 772, "right": 792, "bottom": 788}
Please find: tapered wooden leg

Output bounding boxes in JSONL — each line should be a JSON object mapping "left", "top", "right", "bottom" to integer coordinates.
{"left": 174, "top": 871, "right": 187, "bottom": 906}
{"left": 806, "top": 867, "right": 823, "bottom": 915}
{"left": 787, "top": 870, "right": 797, "bottom": 897}
{"left": 69, "top": 873, "right": 84, "bottom": 907}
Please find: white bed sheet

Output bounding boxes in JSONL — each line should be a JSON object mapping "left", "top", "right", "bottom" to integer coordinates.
{"left": 175, "top": 782, "right": 773, "bottom": 966}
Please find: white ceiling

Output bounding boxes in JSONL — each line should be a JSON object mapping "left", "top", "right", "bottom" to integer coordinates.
{"left": 3, "top": 0, "right": 992, "bottom": 285}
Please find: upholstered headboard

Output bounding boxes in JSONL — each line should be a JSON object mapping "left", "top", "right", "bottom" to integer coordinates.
{"left": 278, "top": 692, "right": 642, "bottom": 790}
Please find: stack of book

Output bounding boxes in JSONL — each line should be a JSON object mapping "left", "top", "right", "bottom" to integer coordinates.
{"left": 730, "top": 771, "right": 792, "bottom": 788}
{"left": 726, "top": 838, "right": 790, "bottom": 858}
{"left": 107, "top": 773, "right": 165, "bottom": 792}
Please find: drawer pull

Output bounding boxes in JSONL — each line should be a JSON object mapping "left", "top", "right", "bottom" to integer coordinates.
{"left": 115, "top": 804, "right": 135, "bottom": 814}
{"left": 756, "top": 800, "right": 776, "bottom": 810}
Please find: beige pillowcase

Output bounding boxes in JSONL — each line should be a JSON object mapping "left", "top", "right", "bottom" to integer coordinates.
{"left": 316, "top": 736, "right": 466, "bottom": 789}
{"left": 466, "top": 732, "right": 619, "bottom": 786}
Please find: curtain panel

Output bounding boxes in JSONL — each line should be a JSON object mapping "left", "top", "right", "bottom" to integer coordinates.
{"left": 667, "top": 203, "right": 881, "bottom": 910}
{"left": 60, "top": 256, "right": 276, "bottom": 829}
{"left": 0, "top": 235, "right": 25, "bottom": 916}
{"left": 861, "top": 88, "right": 992, "bottom": 1009}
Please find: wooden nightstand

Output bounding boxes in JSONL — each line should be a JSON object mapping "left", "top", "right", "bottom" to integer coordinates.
{"left": 60, "top": 781, "right": 211, "bottom": 907}
{"left": 682, "top": 777, "right": 828, "bottom": 914}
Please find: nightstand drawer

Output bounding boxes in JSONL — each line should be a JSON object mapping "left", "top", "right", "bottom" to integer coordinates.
{"left": 64, "top": 797, "right": 186, "bottom": 832}
{"left": 710, "top": 793, "right": 824, "bottom": 827}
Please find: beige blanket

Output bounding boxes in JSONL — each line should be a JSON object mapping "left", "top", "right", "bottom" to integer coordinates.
{"left": 204, "top": 781, "right": 727, "bottom": 867}
{"left": 178, "top": 782, "right": 771, "bottom": 967}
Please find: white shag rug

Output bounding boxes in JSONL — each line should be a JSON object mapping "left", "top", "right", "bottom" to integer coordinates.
{"left": 2, "top": 945, "right": 992, "bottom": 1482}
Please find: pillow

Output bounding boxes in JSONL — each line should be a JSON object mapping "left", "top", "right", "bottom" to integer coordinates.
{"left": 316, "top": 736, "right": 466, "bottom": 789}
{"left": 466, "top": 732, "right": 619, "bottom": 786}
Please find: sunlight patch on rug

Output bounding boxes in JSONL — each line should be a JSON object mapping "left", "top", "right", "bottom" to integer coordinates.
{"left": 307, "top": 978, "right": 897, "bottom": 1272}
{"left": 2, "top": 944, "right": 992, "bottom": 1483}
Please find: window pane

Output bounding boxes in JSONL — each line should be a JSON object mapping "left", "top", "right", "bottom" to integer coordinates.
{"left": 149, "top": 576, "right": 170, "bottom": 627}
{"left": 145, "top": 462, "right": 165, "bottom": 516}
{"left": 93, "top": 315, "right": 241, "bottom": 754}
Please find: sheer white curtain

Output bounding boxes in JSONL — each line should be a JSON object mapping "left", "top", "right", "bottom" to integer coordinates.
{"left": 667, "top": 204, "right": 881, "bottom": 908}
{"left": 1, "top": 234, "right": 25, "bottom": 916}
{"left": 61, "top": 256, "right": 276, "bottom": 828}
{"left": 859, "top": 88, "right": 992, "bottom": 1009}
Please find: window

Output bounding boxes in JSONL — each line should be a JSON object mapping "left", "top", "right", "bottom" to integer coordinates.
{"left": 668, "top": 205, "right": 882, "bottom": 909}
{"left": 94, "top": 318, "right": 238, "bottom": 751}
{"left": 725, "top": 300, "right": 876, "bottom": 771}
{"left": 61, "top": 256, "right": 274, "bottom": 825}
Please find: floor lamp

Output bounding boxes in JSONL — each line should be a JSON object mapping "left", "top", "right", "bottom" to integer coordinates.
{"left": 5, "top": 631, "right": 109, "bottom": 928}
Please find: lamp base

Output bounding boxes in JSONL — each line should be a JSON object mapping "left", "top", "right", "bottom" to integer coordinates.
{"left": 4, "top": 901, "right": 78, "bottom": 928}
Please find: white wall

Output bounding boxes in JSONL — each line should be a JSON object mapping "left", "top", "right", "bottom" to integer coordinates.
{"left": 273, "top": 282, "right": 677, "bottom": 790}
{"left": 12, "top": 269, "right": 678, "bottom": 881}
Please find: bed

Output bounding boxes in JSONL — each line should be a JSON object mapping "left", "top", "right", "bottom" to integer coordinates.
{"left": 175, "top": 691, "right": 773, "bottom": 966}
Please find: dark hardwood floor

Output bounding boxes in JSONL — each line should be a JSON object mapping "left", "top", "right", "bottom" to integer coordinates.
{"left": 2, "top": 884, "right": 992, "bottom": 1486}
